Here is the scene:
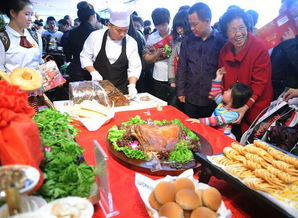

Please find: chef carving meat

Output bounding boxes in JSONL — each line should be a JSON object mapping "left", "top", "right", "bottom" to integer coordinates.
{"left": 80, "top": 3, "right": 142, "bottom": 99}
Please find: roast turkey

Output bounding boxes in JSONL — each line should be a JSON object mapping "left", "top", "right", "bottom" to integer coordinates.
{"left": 127, "top": 123, "right": 182, "bottom": 152}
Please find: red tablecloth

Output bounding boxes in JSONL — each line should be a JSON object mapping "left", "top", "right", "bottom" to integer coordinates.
{"left": 75, "top": 106, "right": 275, "bottom": 218}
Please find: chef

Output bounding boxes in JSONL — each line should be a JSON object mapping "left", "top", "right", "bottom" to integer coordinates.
{"left": 80, "top": 5, "right": 141, "bottom": 98}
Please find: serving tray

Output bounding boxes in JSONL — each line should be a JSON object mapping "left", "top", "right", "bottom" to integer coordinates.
{"left": 194, "top": 142, "right": 298, "bottom": 218}
{"left": 107, "top": 134, "right": 213, "bottom": 176}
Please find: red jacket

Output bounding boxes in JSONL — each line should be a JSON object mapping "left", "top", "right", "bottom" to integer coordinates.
{"left": 219, "top": 33, "right": 273, "bottom": 131}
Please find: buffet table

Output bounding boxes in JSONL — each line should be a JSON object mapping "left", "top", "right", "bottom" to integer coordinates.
{"left": 75, "top": 106, "right": 279, "bottom": 218}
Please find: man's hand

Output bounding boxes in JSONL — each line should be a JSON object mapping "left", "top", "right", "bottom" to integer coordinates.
{"left": 283, "top": 88, "right": 298, "bottom": 101}
{"left": 233, "top": 105, "right": 249, "bottom": 124}
{"left": 178, "top": 96, "right": 185, "bottom": 103}
{"left": 90, "top": 70, "right": 103, "bottom": 81}
{"left": 186, "top": 118, "right": 200, "bottom": 124}
{"left": 282, "top": 27, "right": 295, "bottom": 41}
{"left": 128, "top": 83, "right": 138, "bottom": 99}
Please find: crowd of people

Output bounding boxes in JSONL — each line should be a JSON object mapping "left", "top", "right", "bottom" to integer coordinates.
{"left": 0, "top": 0, "right": 297, "bottom": 141}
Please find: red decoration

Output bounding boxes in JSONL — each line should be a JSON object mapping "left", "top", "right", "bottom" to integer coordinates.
{"left": 0, "top": 81, "right": 44, "bottom": 190}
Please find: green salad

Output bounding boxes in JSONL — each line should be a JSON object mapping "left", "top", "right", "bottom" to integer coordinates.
{"left": 33, "top": 109, "right": 95, "bottom": 201}
{"left": 107, "top": 116, "right": 200, "bottom": 163}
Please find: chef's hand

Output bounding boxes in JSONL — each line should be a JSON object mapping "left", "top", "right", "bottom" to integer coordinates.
{"left": 90, "top": 70, "right": 103, "bottom": 81}
{"left": 128, "top": 83, "right": 138, "bottom": 99}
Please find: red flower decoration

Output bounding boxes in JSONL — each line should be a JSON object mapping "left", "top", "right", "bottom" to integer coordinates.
{"left": 0, "top": 81, "right": 35, "bottom": 127}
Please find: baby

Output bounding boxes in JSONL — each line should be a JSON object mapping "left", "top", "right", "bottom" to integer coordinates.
{"left": 186, "top": 68, "right": 252, "bottom": 138}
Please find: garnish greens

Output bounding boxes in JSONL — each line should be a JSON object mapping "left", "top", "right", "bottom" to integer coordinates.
{"left": 33, "top": 109, "right": 95, "bottom": 201}
{"left": 107, "top": 116, "right": 200, "bottom": 163}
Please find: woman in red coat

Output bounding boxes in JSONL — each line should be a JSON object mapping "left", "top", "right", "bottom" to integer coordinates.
{"left": 218, "top": 8, "right": 273, "bottom": 134}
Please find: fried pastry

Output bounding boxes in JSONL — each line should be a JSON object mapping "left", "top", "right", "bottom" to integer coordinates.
{"left": 280, "top": 155, "right": 298, "bottom": 169}
{"left": 243, "top": 177, "right": 279, "bottom": 193}
{"left": 212, "top": 155, "right": 240, "bottom": 166}
{"left": 253, "top": 140, "right": 270, "bottom": 151}
{"left": 223, "top": 147, "right": 246, "bottom": 162}
{"left": 253, "top": 169, "right": 286, "bottom": 189}
{"left": 243, "top": 144, "right": 274, "bottom": 163}
{"left": 271, "top": 160, "right": 298, "bottom": 176}
{"left": 242, "top": 160, "right": 262, "bottom": 170}
{"left": 266, "top": 165, "right": 298, "bottom": 184}
{"left": 244, "top": 153, "right": 270, "bottom": 168}
{"left": 225, "top": 165, "right": 254, "bottom": 179}
{"left": 231, "top": 142, "right": 245, "bottom": 155}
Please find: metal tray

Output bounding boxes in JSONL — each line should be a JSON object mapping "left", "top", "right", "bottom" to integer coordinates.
{"left": 194, "top": 142, "right": 298, "bottom": 218}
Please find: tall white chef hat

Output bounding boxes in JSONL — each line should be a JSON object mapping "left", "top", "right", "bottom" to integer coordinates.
{"left": 108, "top": 3, "right": 133, "bottom": 27}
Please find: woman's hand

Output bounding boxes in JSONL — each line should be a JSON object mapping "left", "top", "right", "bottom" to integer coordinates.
{"left": 186, "top": 118, "right": 200, "bottom": 124}
{"left": 283, "top": 88, "right": 298, "bottom": 101}
{"left": 232, "top": 105, "right": 249, "bottom": 124}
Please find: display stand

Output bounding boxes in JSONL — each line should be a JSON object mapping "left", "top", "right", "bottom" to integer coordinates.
{"left": 94, "top": 140, "right": 119, "bottom": 217}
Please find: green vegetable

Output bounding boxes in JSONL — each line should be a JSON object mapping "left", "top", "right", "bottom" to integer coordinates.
{"left": 122, "top": 115, "right": 146, "bottom": 125}
{"left": 108, "top": 125, "right": 147, "bottom": 159}
{"left": 169, "top": 140, "right": 193, "bottom": 163}
{"left": 33, "top": 109, "right": 79, "bottom": 144}
{"left": 170, "top": 119, "right": 199, "bottom": 140}
{"left": 33, "top": 109, "right": 95, "bottom": 201}
{"left": 107, "top": 116, "right": 200, "bottom": 163}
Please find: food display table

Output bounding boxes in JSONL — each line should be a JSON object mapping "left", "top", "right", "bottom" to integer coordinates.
{"left": 74, "top": 106, "right": 280, "bottom": 218}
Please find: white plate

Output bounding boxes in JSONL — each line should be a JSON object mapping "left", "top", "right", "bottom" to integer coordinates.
{"left": 133, "top": 93, "right": 158, "bottom": 104}
{"left": 135, "top": 169, "right": 232, "bottom": 218}
{"left": 38, "top": 196, "right": 94, "bottom": 218}
{"left": 77, "top": 110, "right": 115, "bottom": 131}
{"left": 0, "top": 165, "right": 40, "bottom": 199}
{"left": 0, "top": 196, "right": 46, "bottom": 218}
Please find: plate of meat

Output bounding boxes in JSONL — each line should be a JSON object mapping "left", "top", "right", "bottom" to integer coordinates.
{"left": 107, "top": 116, "right": 212, "bottom": 176}
{"left": 132, "top": 93, "right": 158, "bottom": 104}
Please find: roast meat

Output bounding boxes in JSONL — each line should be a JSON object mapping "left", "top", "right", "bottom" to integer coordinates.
{"left": 127, "top": 124, "right": 182, "bottom": 152}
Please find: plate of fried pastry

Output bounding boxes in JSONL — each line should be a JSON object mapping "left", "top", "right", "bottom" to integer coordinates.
{"left": 208, "top": 140, "right": 298, "bottom": 217}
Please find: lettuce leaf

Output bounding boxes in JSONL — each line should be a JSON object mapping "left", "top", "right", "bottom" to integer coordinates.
{"left": 168, "top": 140, "right": 193, "bottom": 163}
